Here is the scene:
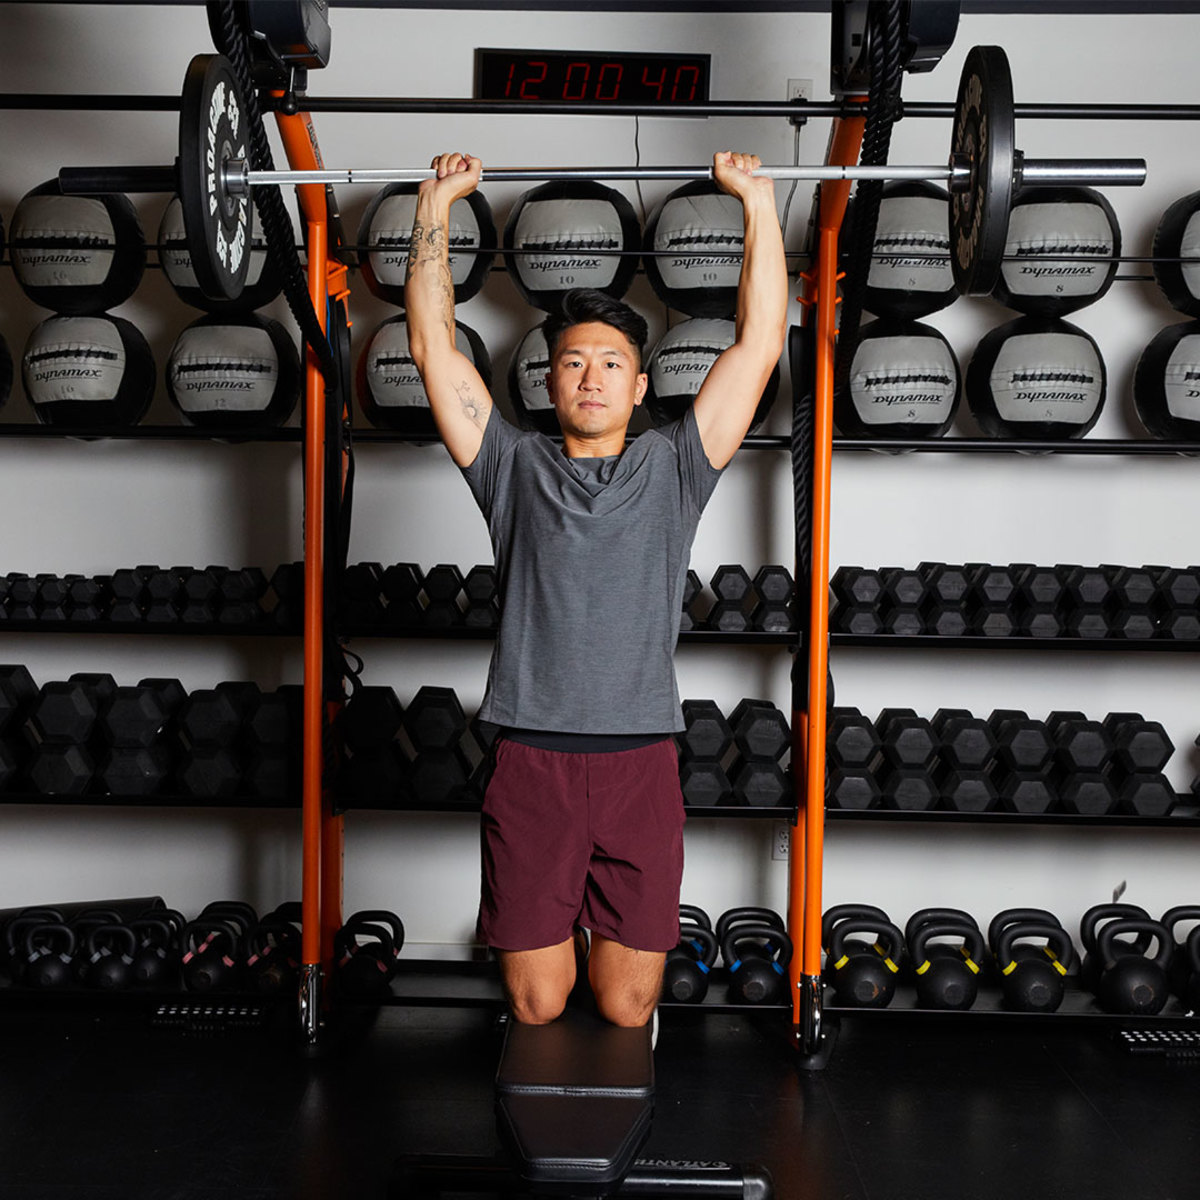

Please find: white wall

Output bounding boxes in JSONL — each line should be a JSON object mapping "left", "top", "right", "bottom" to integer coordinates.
{"left": 1, "top": 4, "right": 1198, "bottom": 950}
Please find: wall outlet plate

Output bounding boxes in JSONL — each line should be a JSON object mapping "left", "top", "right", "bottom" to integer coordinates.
{"left": 787, "top": 77, "right": 813, "bottom": 102}
{"left": 772, "top": 821, "right": 790, "bottom": 860}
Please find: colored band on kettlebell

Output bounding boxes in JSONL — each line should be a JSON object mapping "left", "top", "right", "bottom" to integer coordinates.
{"left": 833, "top": 954, "right": 849, "bottom": 970}
{"left": 884, "top": 958, "right": 899, "bottom": 973}
{"left": 966, "top": 958, "right": 980, "bottom": 974}
{"left": 1001, "top": 960, "right": 1017, "bottom": 976}
{"left": 1052, "top": 959, "right": 1067, "bottom": 975}
{"left": 915, "top": 960, "right": 932, "bottom": 976}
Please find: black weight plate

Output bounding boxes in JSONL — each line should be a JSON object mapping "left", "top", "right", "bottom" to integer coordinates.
{"left": 950, "top": 45, "right": 1014, "bottom": 297}
{"left": 178, "top": 53, "right": 251, "bottom": 303}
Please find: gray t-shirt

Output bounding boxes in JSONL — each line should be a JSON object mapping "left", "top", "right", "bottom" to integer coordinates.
{"left": 461, "top": 407, "right": 723, "bottom": 733}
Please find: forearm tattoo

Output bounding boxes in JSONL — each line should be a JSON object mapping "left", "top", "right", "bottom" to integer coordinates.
{"left": 408, "top": 218, "right": 456, "bottom": 332}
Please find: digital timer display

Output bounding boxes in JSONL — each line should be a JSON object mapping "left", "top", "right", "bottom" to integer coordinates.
{"left": 475, "top": 48, "right": 712, "bottom": 106}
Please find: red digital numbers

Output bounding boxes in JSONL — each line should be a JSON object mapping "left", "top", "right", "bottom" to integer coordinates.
{"left": 596, "top": 62, "right": 624, "bottom": 101}
{"left": 486, "top": 51, "right": 705, "bottom": 105}
{"left": 641, "top": 64, "right": 667, "bottom": 102}
{"left": 518, "top": 59, "right": 548, "bottom": 99}
{"left": 671, "top": 65, "right": 700, "bottom": 102}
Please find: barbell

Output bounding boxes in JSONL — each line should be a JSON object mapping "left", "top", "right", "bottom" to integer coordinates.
{"left": 57, "top": 43, "right": 1145, "bottom": 304}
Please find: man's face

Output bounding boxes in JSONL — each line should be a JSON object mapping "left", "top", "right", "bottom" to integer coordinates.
{"left": 546, "top": 321, "right": 648, "bottom": 439}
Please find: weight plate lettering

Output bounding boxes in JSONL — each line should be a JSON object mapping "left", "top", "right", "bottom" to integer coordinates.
{"left": 950, "top": 45, "right": 1014, "bottom": 296}
{"left": 178, "top": 54, "right": 251, "bottom": 303}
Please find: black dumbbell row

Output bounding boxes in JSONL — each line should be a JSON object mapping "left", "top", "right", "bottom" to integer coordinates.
{"left": 677, "top": 697, "right": 792, "bottom": 808}
{"left": 0, "top": 565, "right": 283, "bottom": 629}
{"left": 831, "top": 562, "right": 1200, "bottom": 640}
{"left": 0, "top": 665, "right": 301, "bottom": 801}
{"left": 822, "top": 902, "right": 1200, "bottom": 1017}
{"left": 827, "top": 705, "right": 1181, "bottom": 817}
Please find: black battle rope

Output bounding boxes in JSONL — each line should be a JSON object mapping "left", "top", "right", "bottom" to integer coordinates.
{"left": 833, "top": 0, "right": 904, "bottom": 398}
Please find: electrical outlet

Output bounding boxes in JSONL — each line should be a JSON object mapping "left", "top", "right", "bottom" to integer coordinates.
{"left": 787, "top": 78, "right": 813, "bottom": 103}
{"left": 772, "top": 822, "right": 790, "bottom": 861}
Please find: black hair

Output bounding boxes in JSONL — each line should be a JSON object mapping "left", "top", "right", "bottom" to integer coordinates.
{"left": 541, "top": 288, "right": 649, "bottom": 372}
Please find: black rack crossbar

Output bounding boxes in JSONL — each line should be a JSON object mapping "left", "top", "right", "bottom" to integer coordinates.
{"left": 4, "top": 94, "right": 1200, "bottom": 121}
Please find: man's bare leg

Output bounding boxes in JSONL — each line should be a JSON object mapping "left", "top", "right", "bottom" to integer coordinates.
{"left": 498, "top": 939, "right": 576, "bottom": 1024}
{"left": 588, "top": 934, "right": 664, "bottom": 1028}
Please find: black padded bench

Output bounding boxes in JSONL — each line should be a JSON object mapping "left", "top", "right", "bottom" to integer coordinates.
{"left": 394, "top": 1006, "right": 774, "bottom": 1198}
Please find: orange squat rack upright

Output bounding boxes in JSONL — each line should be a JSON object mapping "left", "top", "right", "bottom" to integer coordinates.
{"left": 273, "top": 103, "right": 352, "bottom": 1041}
{"left": 789, "top": 113, "right": 866, "bottom": 1059}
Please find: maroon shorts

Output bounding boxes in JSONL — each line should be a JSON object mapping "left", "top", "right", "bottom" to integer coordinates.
{"left": 478, "top": 737, "right": 686, "bottom": 953}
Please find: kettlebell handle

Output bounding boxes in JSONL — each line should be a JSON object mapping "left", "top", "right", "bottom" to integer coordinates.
{"left": 1096, "top": 918, "right": 1171, "bottom": 971}
{"left": 24, "top": 921, "right": 76, "bottom": 959}
{"left": 987, "top": 907, "right": 1062, "bottom": 954}
{"left": 679, "top": 904, "right": 712, "bottom": 932}
{"left": 721, "top": 923, "right": 792, "bottom": 971}
{"left": 715, "top": 906, "right": 784, "bottom": 947}
{"left": 910, "top": 921, "right": 986, "bottom": 973}
{"left": 676, "top": 924, "right": 719, "bottom": 969}
{"left": 1080, "top": 903, "right": 1151, "bottom": 950}
{"left": 1186, "top": 924, "right": 1200, "bottom": 973}
{"left": 904, "top": 907, "right": 978, "bottom": 951}
{"left": 995, "top": 921, "right": 1074, "bottom": 974}
{"left": 827, "top": 917, "right": 903, "bottom": 970}
{"left": 86, "top": 923, "right": 137, "bottom": 960}
{"left": 344, "top": 909, "right": 405, "bottom": 956}
{"left": 821, "top": 904, "right": 890, "bottom": 949}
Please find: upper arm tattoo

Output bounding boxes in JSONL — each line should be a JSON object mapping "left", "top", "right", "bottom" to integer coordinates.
{"left": 452, "top": 378, "right": 488, "bottom": 429}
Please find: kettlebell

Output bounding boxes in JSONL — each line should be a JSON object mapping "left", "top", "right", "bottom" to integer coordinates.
{"left": 1079, "top": 903, "right": 1151, "bottom": 993}
{"left": 1095, "top": 917, "right": 1172, "bottom": 1015}
{"left": 663, "top": 923, "right": 719, "bottom": 1003}
{"left": 24, "top": 922, "right": 77, "bottom": 989}
{"left": 909, "top": 920, "right": 986, "bottom": 1011}
{"left": 1184, "top": 926, "right": 1200, "bottom": 1013}
{"left": 335, "top": 910, "right": 405, "bottom": 998}
{"left": 903, "top": 907, "right": 979, "bottom": 981}
{"left": 1160, "top": 905, "right": 1200, "bottom": 999}
{"left": 721, "top": 923, "right": 792, "bottom": 1005}
{"left": 826, "top": 917, "right": 904, "bottom": 1008}
{"left": 129, "top": 915, "right": 181, "bottom": 989}
{"left": 82, "top": 924, "right": 137, "bottom": 990}
{"left": 68, "top": 908, "right": 124, "bottom": 984}
{"left": 714, "top": 907, "right": 784, "bottom": 969}
{"left": 5, "top": 913, "right": 59, "bottom": 987}
{"left": 245, "top": 915, "right": 302, "bottom": 995}
{"left": 181, "top": 919, "right": 242, "bottom": 991}
{"left": 678, "top": 904, "right": 713, "bottom": 931}
{"left": 994, "top": 921, "right": 1074, "bottom": 1013}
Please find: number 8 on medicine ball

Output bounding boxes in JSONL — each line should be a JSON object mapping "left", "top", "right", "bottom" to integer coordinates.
{"left": 503, "top": 180, "right": 641, "bottom": 312}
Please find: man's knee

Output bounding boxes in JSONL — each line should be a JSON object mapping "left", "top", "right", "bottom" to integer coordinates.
{"left": 592, "top": 985, "right": 657, "bottom": 1028}
{"left": 508, "top": 983, "right": 572, "bottom": 1025}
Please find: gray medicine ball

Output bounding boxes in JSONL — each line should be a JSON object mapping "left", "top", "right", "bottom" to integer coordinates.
{"left": 1133, "top": 320, "right": 1200, "bottom": 441}
{"left": 507, "top": 324, "right": 557, "bottom": 435}
{"left": 158, "top": 195, "right": 282, "bottom": 312}
{"left": 23, "top": 314, "right": 155, "bottom": 427}
{"left": 166, "top": 314, "right": 300, "bottom": 428}
{"left": 1152, "top": 191, "right": 1200, "bottom": 318}
{"left": 993, "top": 187, "right": 1120, "bottom": 317}
{"left": 834, "top": 319, "right": 960, "bottom": 438}
{"left": 643, "top": 181, "right": 743, "bottom": 318}
{"left": 862, "top": 182, "right": 957, "bottom": 320}
{"left": 357, "top": 314, "right": 492, "bottom": 437}
{"left": 503, "top": 180, "right": 641, "bottom": 312}
{"left": 645, "top": 318, "right": 778, "bottom": 430}
{"left": 10, "top": 181, "right": 145, "bottom": 315}
{"left": 966, "top": 316, "right": 1106, "bottom": 440}
{"left": 358, "top": 184, "right": 495, "bottom": 306}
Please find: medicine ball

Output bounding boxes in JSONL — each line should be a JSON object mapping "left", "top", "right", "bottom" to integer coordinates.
{"left": 993, "top": 187, "right": 1120, "bottom": 317}
{"left": 10, "top": 180, "right": 146, "bottom": 315}
{"left": 22, "top": 313, "right": 155, "bottom": 427}
{"left": 0, "top": 332, "right": 13, "bottom": 411}
{"left": 358, "top": 184, "right": 495, "bottom": 306}
{"left": 1152, "top": 190, "right": 1200, "bottom": 318}
{"left": 1133, "top": 320, "right": 1200, "bottom": 440}
{"left": 166, "top": 314, "right": 300, "bottom": 428}
{"left": 507, "top": 324, "right": 557, "bottom": 435}
{"left": 861, "top": 182, "right": 957, "bottom": 320}
{"left": 966, "top": 315, "right": 1106, "bottom": 441}
{"left": 503, "top": 180, "right": 640, "bottom": 312}
{"left": 643, "top": 181, "right": 743, "bottom": 318}
{"left": 645, "top": 318, "right": 778, "bottom": 430}
{"left": 158, "top": 195, "right": 282, "bottom": 312}
{"left": 834, "top": 319, "right": 960, "bottom": 438}
{"left": 357, "top": 314, "right": 492, "bottom": 437}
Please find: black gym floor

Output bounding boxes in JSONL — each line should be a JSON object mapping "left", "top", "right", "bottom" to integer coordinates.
{"left": 0, "top": 998, "right": 1197, "bottom": 1200}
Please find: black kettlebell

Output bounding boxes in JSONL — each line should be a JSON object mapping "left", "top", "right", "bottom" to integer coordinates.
{"left": 181, "top": 919, "right": 242, "bottom": 991}
{"left": 903, "top": 907, "right": 979, "bottom": 981}
{"left": 4, "top": 913, "right": 59, "bottom": 987}
{"left": 1160, "top": 905, "right": 1200, "bottom": 1000}
{"left": 663, "top": 923, "right": 719, "bottom": 1003}
{"left": 335, "top": 910, "right": 405, "bottom": 998}
{"left": 678, "top": 904, "right": 713, "bottom": 931}
{"left": 1095, "top": 917, "right": 1172, "bottom": 1015}
{"left": 1079, "top": 903, "right": 1151, "bottom": 993}
{"left": 826, "top": 917, "right": 904, "bottom": 1008}
{"left": 909, "top": 920, "right": 986, "bottom": 1011}
{"left": 715, "top": 906, "right": 784, "bottom": 963}
{"left": 129, "top": 915, "right": 181, "bottom": 989}
{"left": 68, "top": 908, "right": 123, "bottom": 984}
{"left": 1184, "top": 926, "right": 1200, "bottom": 1013}
{"left": 994, "top": 921, "right": 1074, "bottom": 1013}
{"left": 721, "top": 924, "right": 792, "bottom": 1005}
{"left": 245, "top": 915, "right": 302, "bottom": 995}
{"left": 25, "top": 922, "right": 77, "bottom": 989}
{"left": 82, "top": 924, "right": 137, "bottom": 990}
{"left": 987, "top": 907, "right": 1063, "bottom": 963}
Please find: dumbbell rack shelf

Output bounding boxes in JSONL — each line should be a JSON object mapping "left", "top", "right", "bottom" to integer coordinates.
{"left": 826, "top": 804, "right": 1200, "bottom": 827}
{"left": 0, "top": 791, "right": 298, "bottom": 810}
